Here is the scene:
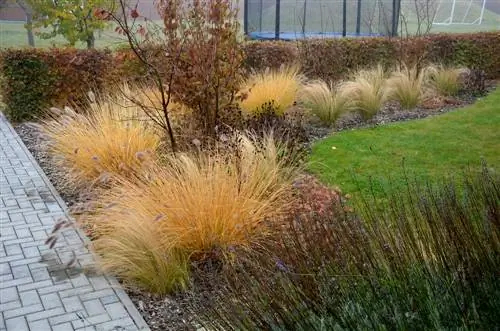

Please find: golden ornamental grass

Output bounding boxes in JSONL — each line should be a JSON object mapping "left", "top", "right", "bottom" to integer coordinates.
{"left": 89, "top": 133, "right": 298, "bottom": 293}
{"left": 300, "top": 80, "right": 353, "bottom": 125}
{"left": 386, "top": 65, "right": 428, "bottom": 110}
{"left": 339, "top": 65, "right": 388, "bottom": 120}
{"left": 43, "top": 92, "right": 161, "bottom": 189}
{"left": 240, "top": 65, "right": 304, "bottom": 115}
{"left": 426, "top": 65, "right": 468, "bottom": 97}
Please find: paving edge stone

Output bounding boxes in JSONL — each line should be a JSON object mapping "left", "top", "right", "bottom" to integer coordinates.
{"left": 1, "top": 112, "right": 151, "bottom": 331}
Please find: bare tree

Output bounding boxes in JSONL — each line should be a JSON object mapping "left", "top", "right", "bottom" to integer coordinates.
{"left": 399, "top": 0, "right": 438, "bottom": 37}
{"left": 96, "top": 0, "right": 179, "bottom": 152}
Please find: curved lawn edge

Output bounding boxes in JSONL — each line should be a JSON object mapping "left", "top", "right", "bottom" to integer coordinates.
{"left": 308, "top": 88, "right": 500, "bottom": 197}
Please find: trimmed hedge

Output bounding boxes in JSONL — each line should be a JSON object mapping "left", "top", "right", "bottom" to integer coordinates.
{"left": 0, "top": 48, "right": 116, "bottom": 121}
{"left": 187, "top": 33, "right": 500, "bottom": 79}
{"left": 243, "top": 41, "right": 298, "bottom": 71}
{"left": 247, "top": 32, "right": 500, "bottom": 81}
{"left": 1, "top": 32, "right": 499, "bottom": 121}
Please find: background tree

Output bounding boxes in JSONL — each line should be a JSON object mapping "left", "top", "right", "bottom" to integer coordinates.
{"left": 399, "top": 0, "right": 438, "bottom": 37}
{"left": 27, "top": 0, "right": 110, "bottom": 48}
{"left": 0, "top": 0, "right": 35, "bottom": 46}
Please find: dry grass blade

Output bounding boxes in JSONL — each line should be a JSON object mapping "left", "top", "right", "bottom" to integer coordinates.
{"left": 426, "top": 65, "right": 468, "bottom": 97}
{"left": 386, "top": 65, "right": 428, "bottom": 110}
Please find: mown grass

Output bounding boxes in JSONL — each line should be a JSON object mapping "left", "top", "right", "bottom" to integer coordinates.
{"left": 309, "top": 88, "right": 500, "bottom": 197}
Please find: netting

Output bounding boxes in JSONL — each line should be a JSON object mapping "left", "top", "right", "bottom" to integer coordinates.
{"left": 433, "top": 0, "right": 487, "bottom": 25}
{"left": 245, "top": 0, "right": 400, "bottom": 40}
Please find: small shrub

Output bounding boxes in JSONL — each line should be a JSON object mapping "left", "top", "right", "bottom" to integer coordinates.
{"left": 386, "top": 65, "right": 427, "bottom": 109}
{"left": 426, "top": 65, "right": 467, "bottom": 97}
{"left": 300, "top": 80, "right": 353, "bottom": 125}
{"left": 240, "top": 66, "right": 304, "bottom": 116}
{"left": 339, "top": 65, "right": 388, "bottom": 120}
{"left": 462, "top": 68, "right": 486, "bottom": 96}
{"left": 42, "top": 93, "right": 161, "bottom": 189}
{"left": 88, "top": 133, "right": 299, "bottom": 293}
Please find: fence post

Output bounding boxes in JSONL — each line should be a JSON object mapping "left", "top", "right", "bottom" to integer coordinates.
{"left": 342, "top": 0, "right": 347, "bottom": 37}
{"left": 275, "top": 0, "right": 281, "bottom": 40}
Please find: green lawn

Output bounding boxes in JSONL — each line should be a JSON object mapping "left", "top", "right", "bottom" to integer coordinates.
{"left": 309, "top": 88, "right": 500, "bottom": 197}
{"left": 0, "top": 21, "right": 129, "bottom": 49}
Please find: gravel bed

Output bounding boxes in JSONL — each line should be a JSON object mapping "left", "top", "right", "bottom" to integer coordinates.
{"left": 13, "top": 86, "right": 496, "bottom": 331}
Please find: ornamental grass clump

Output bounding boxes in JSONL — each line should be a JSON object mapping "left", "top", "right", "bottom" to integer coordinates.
{"left": 42, "top": 91, "right": 161, "bottom": 189}
{"left": 300, "top": 80, "right": 353, "bottom": 125}
{"left": 386, "top": 65, "right": 428, "bottom": 109}
{"left": 197, "top": 166, "right": 500, "bottom": 330}
{"left": 89, "top": 133, "right": 299, "bottom": 293}
{"left": 240, "top": 66, "right": 304, "bottom": 116}
{"left": 339, "top": 65, "right": 388, "bottom": 120}
{"left": 426, "top": 65, "right": 468, "bottom": 97}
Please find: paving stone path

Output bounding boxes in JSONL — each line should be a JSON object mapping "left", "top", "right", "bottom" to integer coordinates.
{"left": 0, "top": 113, "right": 149, "bottom": 331}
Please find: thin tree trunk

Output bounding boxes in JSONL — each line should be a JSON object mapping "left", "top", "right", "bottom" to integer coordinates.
{"left": 16, "top": 0, "right": 35, "bottom": 47}
{"left": 86, "top": 32, "right": 95, "bottom": 49}
{"left": 26, "top": 13, "right": 35, "bottom": 47}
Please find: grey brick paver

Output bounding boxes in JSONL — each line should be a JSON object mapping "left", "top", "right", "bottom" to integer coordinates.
{"left": 0, "top": 287, "right": 18, "bottom": 303}
{"left": 41, "top": 293, "right": 62, "bottom": 310}
{"left": 49, "top": 312, "right": 81, "bottom": 325}
{"left": 5, "top": 316, "right": 29, "bottom": 331}
{"left": 52, "top": 322, "right": 73, "bottom": 331}
{"left": 28, "top": 318, "right": 51, "bottom": 331}
{"left": 26, "top": 307, "right": 65, "bottom": 322}
{"left": 3, "top": 303, "right": 44, "bottom": 319}
{"left": 0, "top": 113, "right": 149, "bottom": 330}
{"left": 19, "top": 290, "right": 41, "bottom": 307}
{"left": 62, "top": 296, "right": 85, "bottom": 313}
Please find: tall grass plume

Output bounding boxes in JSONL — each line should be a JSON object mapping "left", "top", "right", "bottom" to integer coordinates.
{"left": 197, "top": 166, "right": 500, "bottom": 330}
{"left": 386, "top": 65, "right": 428, "bottom": 109}
{"left": 426, "top": 65, "right": 467, "bottom": 97}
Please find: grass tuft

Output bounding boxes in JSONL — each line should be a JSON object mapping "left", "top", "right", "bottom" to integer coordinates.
{"left": 339, "top": 65, "right": 388, "bottom": 120}
{"left": 88, "top": 132, "right": 299, "bottom": 293}
{"left": 426, "top": 65, "right": 467, "bottom": 97}
{"left": 386, "top": 65, "right": 428, "bottom": 109}
{"left": 300, "top": 80, "right": 353, "bottom": 125}
{"left": 197, "top": 166, "right": 500, "bottom": 330}
{"left": 42, "top": 91, "right": 161, "bottom": 189}
{"left": 240, "top": 66, "right": 304, "bottom": 116}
